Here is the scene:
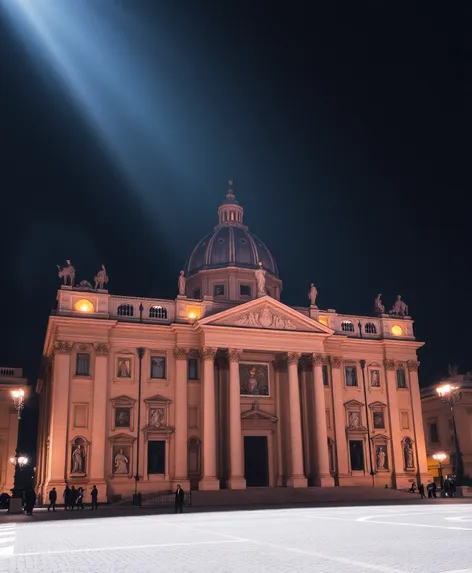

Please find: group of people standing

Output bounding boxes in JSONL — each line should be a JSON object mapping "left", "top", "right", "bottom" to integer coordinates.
{"left": 409, "top": 476, "right": 457, "bottom": 499}
{"left": 60, "top": 485, "right": 99, "bottom": 510}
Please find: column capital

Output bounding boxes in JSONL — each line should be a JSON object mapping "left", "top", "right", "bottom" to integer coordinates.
{"left": 407, "top": 360, "right": 420, "bottom": 372}
{"left": 330, "top": 356, "right": 342, "bottom": 369}
{"left": 199, "top": 347, "right": 217, "bottom": 361}
{"left": 384, "top": 359, "right": 396, "bottom": 371}
{"left": 174, "top": 347, "right": 189, "bottom": 360}
{"left": 54, "top": 341, "right": 74, "bottom": 355}
{"left": 226, "top": 349, "right": 242, "bottom": 363}
{"left": 93, "top": 343, "right": 110, "bottom": 356}
{"left": 312, "top": 353, "right": 325, "bottom": 367}
{"left": 285, "top": 352, "right": 300, "bottom": 366}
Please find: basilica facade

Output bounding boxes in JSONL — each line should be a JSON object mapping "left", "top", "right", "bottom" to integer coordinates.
{"left": 35, "top": 184, "right": 430, "bottom": 503}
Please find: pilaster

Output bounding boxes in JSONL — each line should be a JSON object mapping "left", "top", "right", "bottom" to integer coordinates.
{"left": 199, "top": 347, "right": 219, "bottom": 490}
{"left": 312, "top": 354, "right": 334, "bottom": 486}
{"left": 384, "top": 359, "right": 407, "bottom": 488}
{"left": 226, "top": 349, "right": 246, "bottom": 489}
{"left": 330, "top": 357, "right": 349, "bottom": 481}
{"left": 173, "top": 348, "right": 190, "bottom": 488}
{"left": 407, "top": 360, "right": 431, "bottom": 483}
{"left": 90, "top": 343, "right": 109, "bottom": 495}
{"left": 285, "top": 353, "right": 307, "bottom": 488}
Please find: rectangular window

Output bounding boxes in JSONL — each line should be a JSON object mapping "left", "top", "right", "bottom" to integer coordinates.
{"left": 240, "top": 284, "right": 251, "bottom": 296}
{"left": 322, "top": 364, "right": 329, "bottom": 386}
{"left": 429, "top": 422, "right": 439, "bottom": 443}
{"left": 214, "top": 284, "right": 225, "bottom": 296}
{"left": 147, "top": 440, "right": 166, "bottom": 474}
{"left": 345, "top": 366, "right": 358, "bottom": 387}
{"left": 349, "top": 440, "right": 364, "bottom": 471}
{"left": 151, "top": 356, "right": 166, "bottom": 379}
{"left": 396, "top": 369, "right": 407, "bottom": 388}
{"left": 373, "top": 410, "right": 385, "bottom": 429}
{"left": 76, "top": 353, "right": 90, "bottom": 376}
{"left": 193, "top": 288, "right": 201, "bottom": 299}
{"left": 188, "top": 358, "right": 199, "bottom": 380}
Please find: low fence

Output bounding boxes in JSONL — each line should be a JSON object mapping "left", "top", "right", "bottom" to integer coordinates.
{"left": 134, "top": 491, "right": 192, "bottom": 508}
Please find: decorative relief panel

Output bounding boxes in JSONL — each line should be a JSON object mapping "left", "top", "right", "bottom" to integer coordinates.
{"left": 233, "top": 306, "right": 297, "bottom": 330}
{"left": 55, "top": 341, "right": 74, "bottom": 354}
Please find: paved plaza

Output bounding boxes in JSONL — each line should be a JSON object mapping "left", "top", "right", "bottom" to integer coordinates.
{"left": 1, "top": 502, "right": 472, "bottom": 572}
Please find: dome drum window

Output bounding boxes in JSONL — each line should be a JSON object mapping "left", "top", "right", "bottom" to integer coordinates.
{"left": 341, "top": 320, "right": 355, "bottom": 333}
{"left": 149, "top": 305, "right": 168, "bottom": 320}
{"left": 365, "top": 322, "right": 377, "bottom": 334}
{"left": 117, "top": 304, "right": 134, "bottom": 317}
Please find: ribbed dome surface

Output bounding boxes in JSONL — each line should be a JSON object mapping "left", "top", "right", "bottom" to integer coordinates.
{"left": 185, "top": 226, "right": 279, "bottom": 277}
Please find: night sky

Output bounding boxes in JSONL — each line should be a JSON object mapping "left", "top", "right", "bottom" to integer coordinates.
{"left": 1, "top": 2, "right": 470, "bottom": 454}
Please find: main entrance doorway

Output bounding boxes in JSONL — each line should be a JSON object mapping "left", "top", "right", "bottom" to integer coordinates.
{"left": 244, "top": 436, "right": 269, "bottom": 487}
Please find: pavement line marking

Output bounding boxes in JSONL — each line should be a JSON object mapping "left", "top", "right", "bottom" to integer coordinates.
{"left": 5, "top": 539, "right": 245, "bottom": 558}
{"left": 357, "top": 517, "right": 472, "bottom": 531}
{"left": 172, "top": 524, "right": 406, "bottom": 573}
{"left": 445, "top": 517, "right": 472, "bottom": 523}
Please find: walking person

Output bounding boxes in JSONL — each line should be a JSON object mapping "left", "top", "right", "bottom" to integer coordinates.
{"left": 70, "top": 486, "right": 77, "bottom": 510}
{"left": 431, "top": 481, "right": 437, "bottom": 498}
{"left": 418, "top": 483, "right": 425, "bottom": 499}
{"left": 63, "top": 485, "right": 72, "bottom": 510}
{"left": 76, "top": 488, "right": 84, "bottom": 510}
{"left": 175, "top": 484, "right": 185, "bottom": 514}
{"left": 48, "top": 487, "right": 57, "bottom": 511}
{"left": 24, "top": 488, "right": 36, "bottom": 516}
{"left": 90, "top": 485, "right": 98, "bottom": 510}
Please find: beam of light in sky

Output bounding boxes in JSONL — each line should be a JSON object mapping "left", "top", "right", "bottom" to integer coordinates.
{"left": 1, "top": 0, "right": 215, "bottom": 235}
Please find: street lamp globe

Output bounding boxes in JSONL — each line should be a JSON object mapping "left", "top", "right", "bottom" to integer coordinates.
{"left": 432, "top": 452, "right": 447, "bottom": 464}
{"left": 11, "top": 388, "right": 25, "bottom": 419}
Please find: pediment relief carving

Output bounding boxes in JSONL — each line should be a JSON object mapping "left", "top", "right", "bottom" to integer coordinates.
{"left": 344, "top": 399, "right": 365, "bottom": 409}
{"left": 241, "top": 401, "right": 278, "bottom": 422}
{"left": 369, "top": 401, "right": 387, "bottom": 409}
{"left": 234, "top": 306, "right": 297, "bottom": 330}
{"left": 111, "top": 395, "right": 136, "bottom": 406}
{"left": 108, "top": 432, "right": 136, "bottom": 444}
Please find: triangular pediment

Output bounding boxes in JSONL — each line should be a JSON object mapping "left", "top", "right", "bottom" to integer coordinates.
{"left": 111, "top": 395, "right": 136, "bottom": 405}
{"left": 369, "top": 401, "right": 387, "bottom": 409}
{"left": 344, "top": 399, "right": 365, "bottom": 408}
{"left": 108, "top": 432, "right": 136, "bottom": 444}
{"left": 198, "top": 296, "right": 333, "bottom": 334}
{"left": 144, "top": 394, "right": 172, "bottom": 404}
{"left": 241, "top": 401, "right": 278, "bottom": 422}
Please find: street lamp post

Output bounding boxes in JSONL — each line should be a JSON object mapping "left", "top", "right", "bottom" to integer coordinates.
{"left": 436, "top": 384, "right": 464, "bottom": 485}
{"left": 11, "top": 389, "right": 25, "bottom": 419}
{"left": 432, "top": 452, "right": 447, "bottom": 490}
{"left": 9, "top": 451, "right": 29, "bottom": 497}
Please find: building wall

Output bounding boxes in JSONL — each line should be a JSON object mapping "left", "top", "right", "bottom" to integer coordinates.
{"left": 36, "top": 292, "right": 430, "bottom": 503}
{"left": 421, "top": 377, "right": 472, "bottom": 480}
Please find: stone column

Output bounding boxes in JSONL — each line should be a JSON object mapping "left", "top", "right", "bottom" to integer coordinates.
{"left": 330, "top": 357, "right": 349, "bottom": 481}
{"left": 173, "top": 348, "right": 189, "bottom": 487}
{"left": 226, "top": 349, "right": 246, "bottom": 489}
{"left": 312, "top": 354, "right": 334, "bottom": 486}
{"left": 407, "top": 360, "right": 430, "bottom": 482}
{"left": 89, "top": 344, "right": 109, "bottom": 495}
{"left": 48, "top": 341, "right": 73, "bottom": 487}
{"left": 384, "top": 359, "right": 406, "bottom": 488}
{"left": 199, "top": 347, "right": 219, "bottom": 490}
{"left": 285, "top": 353, "right": 307, "bottom": 487}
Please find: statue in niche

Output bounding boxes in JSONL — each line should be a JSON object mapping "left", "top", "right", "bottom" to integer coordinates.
{"left": 373, "top": 294, "right": 385, "bottom": 315}
{"left": 114, "top": 448, "right": 129, "bottom": 474}
{"left": 94, "top": 265, "right": 109, "bottom": 290}
{"left": 117, "top": 358, "right": 131, "bottom": 378}
{"left": 57, "top": 260, "right": 75, "bottom": 287}
{"left": 178, "top": 270, "right": 186, "bottom": 296}
{"left": 308, "top": 283, "right": 318, "bottom": 307}
{"left": 71, "top": 444, "right": 85, "bottom": 474}
{"left": 370, "top": 369, "right": 381, "bottom": 387}
{"left": 349, "top": 411, "right": 361, "bottom": 429}
{"left": 390, "top": 295, "right": 409, "bottom": 316}
{"left": 404, "top": 439, "right": 414, "bottom": 469}
{"left": 255, "top": 263, "right": 266, "bottom": 295}
{"left": 376, "top": 446, "right": 387, "bottom": 470}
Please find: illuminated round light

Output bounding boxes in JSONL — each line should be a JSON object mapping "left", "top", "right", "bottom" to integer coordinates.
{"left": 188, "top": 312, "right": 197, "bottom": 320}
{"left": 391, "top": 324, "right": 403, "bottom": 336}
{"left": 75, "top": 299, "right": 94, "bottom": 313}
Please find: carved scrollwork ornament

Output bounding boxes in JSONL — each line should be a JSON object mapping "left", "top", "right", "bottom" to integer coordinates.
{"left": 312, "top": 353, "right": 324, "bottom": 367}
{"left": 226, "top": 349, "right": 242, "bottom": 363}
{"left": 407, "top": 360, "right": 420, "bottom": 372}
{"left": 285, "top": 352, "right": 300, "bottom": 366}
{"left": 173, "top": 347, "right": 188, "bottom": 360}
{"left": 94, "top": 343, "right": 110, "bottom": 356}
{"left": 54, "top": 341, "right": 74, "bottom": 354}
{"left": 384, "top": 359, "right": 396, "bottom": 371}
{"left": 330, "top": 356, "right": 342, "bottom": 369}
{"left": 199, "top": 347, "right": 217, "bottom": 361}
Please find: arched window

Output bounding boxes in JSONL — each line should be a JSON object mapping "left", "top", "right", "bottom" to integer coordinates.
{"left": 117, "top": 304, "right": 134, "bottom": 317}
{"left": 341, "top": 320, "right": 355, "bottom": 332}
{"left": 149, "top": 305, "right": 168, "bottom": 320}
{"left": 365, "top": 322, "right": 377, "bottom": 334}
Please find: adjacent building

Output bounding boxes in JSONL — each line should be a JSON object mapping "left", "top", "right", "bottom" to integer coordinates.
{"left": 0, "top": 367, "right": 28, "bottom": 494}
{"left": 421, "top": 372, "right": 472, "bottom": 481}
{"left": 35, "top": 184, "right": 430, "bottom": 503}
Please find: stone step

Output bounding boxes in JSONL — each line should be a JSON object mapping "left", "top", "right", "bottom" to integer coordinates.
{"left": 191, "top": 486, "right": 414, "bottom": 507}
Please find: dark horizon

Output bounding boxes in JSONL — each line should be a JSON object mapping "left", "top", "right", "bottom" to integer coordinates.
{"left": 1, "top": 2, "right": 470, "bottom": 460}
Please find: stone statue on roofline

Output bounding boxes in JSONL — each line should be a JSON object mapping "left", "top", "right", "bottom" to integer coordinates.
{"left": 308, "top": 283, "right": 318, "bottom": 307}
{"left": 255, "top": 262, "right": 266, "bottom": 296}
{"left": 57, "top": 260, "right": 75, "bottom": 287}
{"left": 373, "top": 293, "right": 385, "bottom": 315}
{"left": 390, "top": 295, "right": 408, "bottom": 316}
{"left": 94, "top": 265, "right": 109, "bottom": 290}
{"left": 178, "top": 270, "right": 186, "bottom": 296}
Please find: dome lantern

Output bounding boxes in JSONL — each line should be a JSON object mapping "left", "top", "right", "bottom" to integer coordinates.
{"left": 217, "top": 180, "right": 244, "bottom": 227}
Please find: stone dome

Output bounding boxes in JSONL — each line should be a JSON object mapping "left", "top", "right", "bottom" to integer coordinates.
{"left": 184, "top": 183, "right": 279, "bottom": 278}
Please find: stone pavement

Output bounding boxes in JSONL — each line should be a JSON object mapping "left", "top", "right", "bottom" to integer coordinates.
{"left": 1, "top": 501, "right": 472, "bottom": 572}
